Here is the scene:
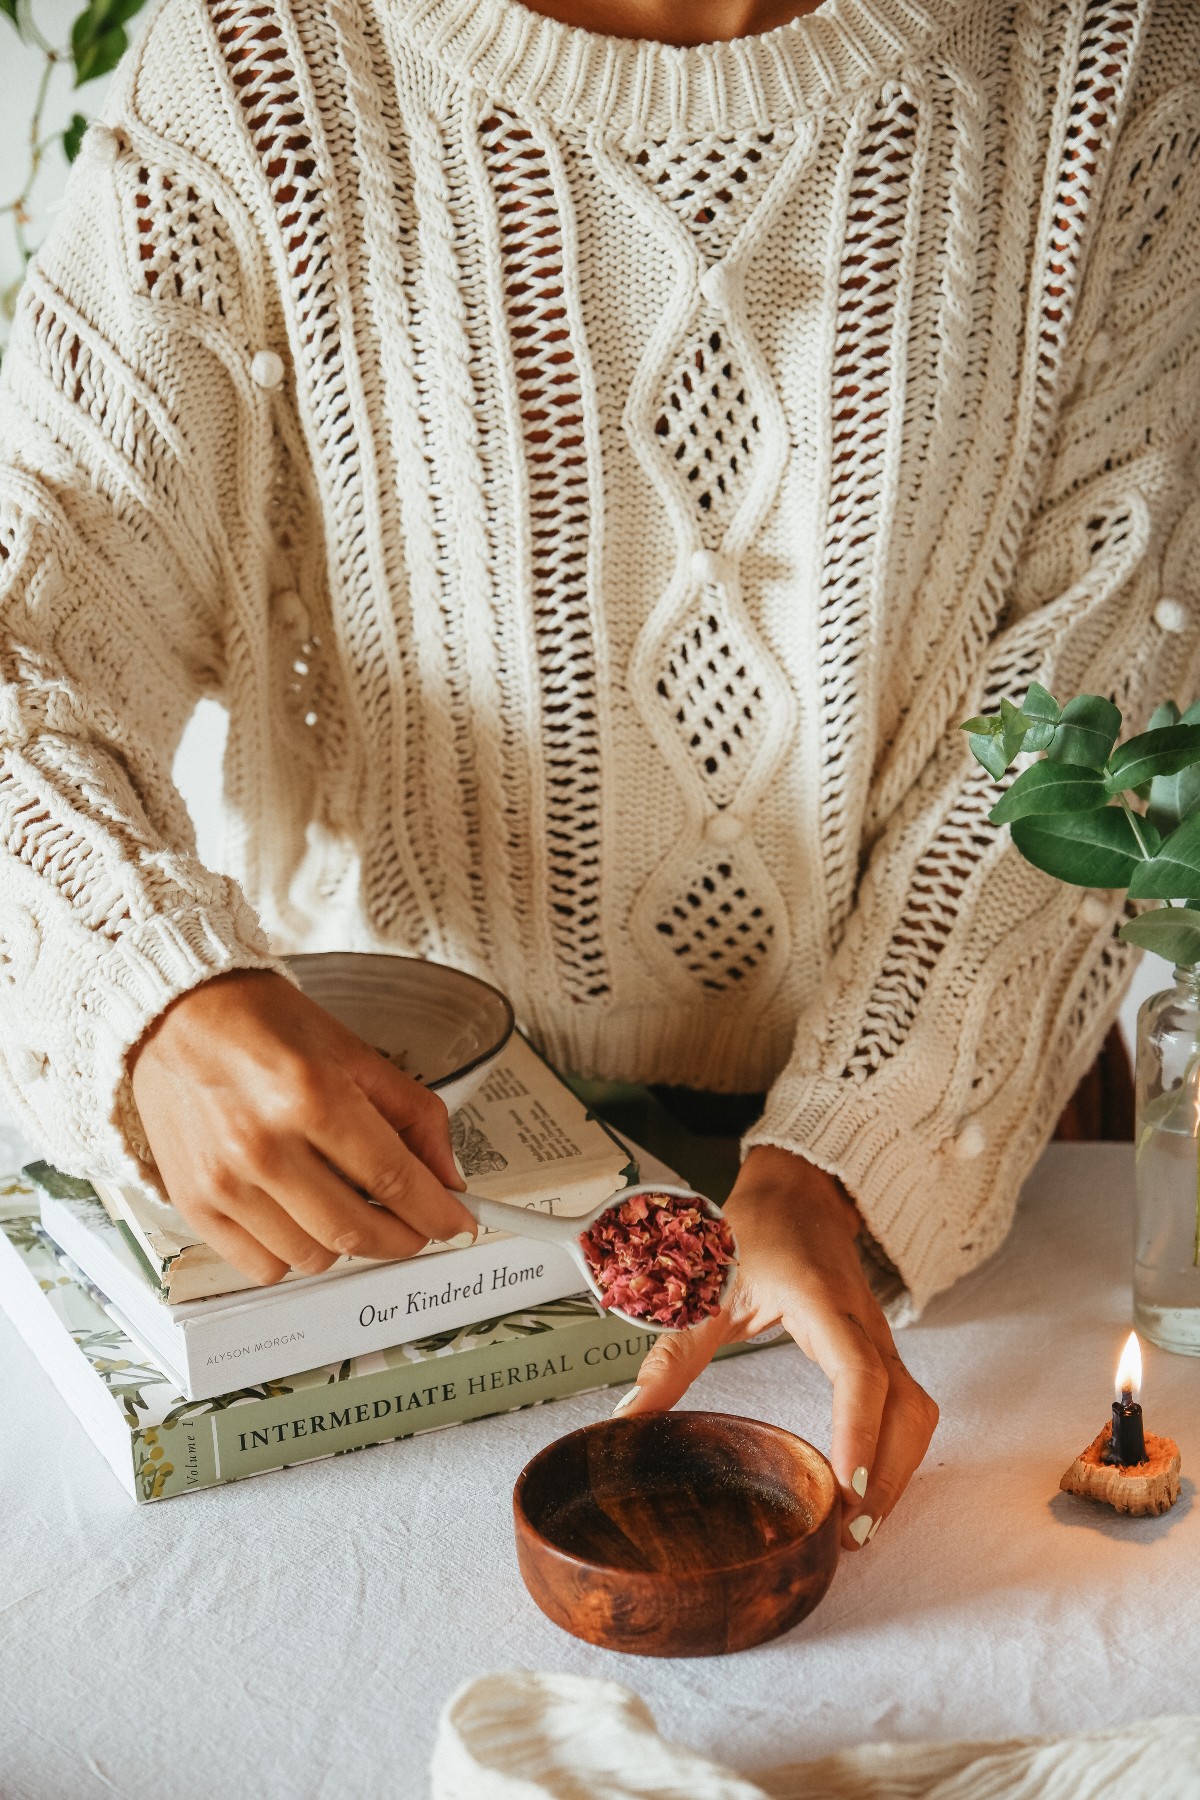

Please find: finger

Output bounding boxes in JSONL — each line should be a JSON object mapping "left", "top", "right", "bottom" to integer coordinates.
{"left": 857, "top": 1357, "right": 939, "bottom": 1540}
{"left": 305, "top": 1081, "right": 476, "bottom": 1242}
{"left": 182, "top": 1202, "right": 291, "bottom": 1287}
{"left": 349, "top": 1051, "right": 463, "bottom": 1193}
{"left": 216, "top": 1184, "right": 340, "bottom": 1276}
{"left": 265, "top": 1146, "right": 432, "bottom": 1261}
{"left": 612, "top": 1307, "right": 736, "bottom": 1417}
{"left": 797, "top": 1305, "right": 889, "bottom": 1546}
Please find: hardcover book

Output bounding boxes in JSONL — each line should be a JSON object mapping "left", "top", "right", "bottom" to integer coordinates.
{"left": 87, "top": 1031, "right": 635, "bottom": 1302}
{"left": 34, "top": 1175, "right": 586, "bottom": 1401}
{"left": 0, "top": 1173, "right": 783, "bottom": 1504}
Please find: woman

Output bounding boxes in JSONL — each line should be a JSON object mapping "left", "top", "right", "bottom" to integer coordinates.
{"left": 0, "top": 0, "right": 1195, "bottom": 1550}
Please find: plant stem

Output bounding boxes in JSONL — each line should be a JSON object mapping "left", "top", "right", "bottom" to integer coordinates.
{"left": 1, "top": 29, "right": 63, "bottom": 268}
{"left": 1118, "top": 792, "right": 1155, "bottom": 860}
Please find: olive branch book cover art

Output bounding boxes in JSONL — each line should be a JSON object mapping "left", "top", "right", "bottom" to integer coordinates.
{"left": 0, "top": 1171, "right": 783, "bottom": 1504}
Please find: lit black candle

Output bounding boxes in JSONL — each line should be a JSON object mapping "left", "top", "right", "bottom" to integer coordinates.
{"left": 1102, "top": 1331, "right": 1146, "bottom": 1467}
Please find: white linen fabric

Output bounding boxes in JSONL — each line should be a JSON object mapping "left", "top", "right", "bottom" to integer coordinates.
{"left": 1, "top": 0, "right": 1199, "bottom": 1310}
{"left": 431, "top": 1672, "right": 1200, "bottom": 1800}
{"left": 2, "top": 1146, "right": 1199, "bottom": 1800}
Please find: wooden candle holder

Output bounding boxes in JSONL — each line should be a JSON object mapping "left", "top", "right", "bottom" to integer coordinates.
{"left": 1059, "top": 1424, "right": 1181, "bottom": 1516}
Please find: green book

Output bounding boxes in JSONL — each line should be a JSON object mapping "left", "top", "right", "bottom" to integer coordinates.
{"left": 0, "top": 1171, "right": 784, "bottom": 1503}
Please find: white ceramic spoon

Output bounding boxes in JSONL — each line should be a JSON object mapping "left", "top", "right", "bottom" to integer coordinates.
{"left": 458, "top": 1181, "right": 737, "bottom": 1333}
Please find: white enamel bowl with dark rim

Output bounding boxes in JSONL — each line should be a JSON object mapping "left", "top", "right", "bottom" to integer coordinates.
{"left": 284, "top": 951, "right": 515, "bottom": 1114}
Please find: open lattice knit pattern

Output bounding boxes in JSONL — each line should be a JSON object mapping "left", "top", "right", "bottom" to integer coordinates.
{"left": 1, "top": 0, "right": 1198, "bottom": 1312}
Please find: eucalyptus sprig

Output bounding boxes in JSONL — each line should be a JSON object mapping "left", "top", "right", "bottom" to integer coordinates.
{"left": 961, "top": 687, "right": 1200, "bottom": 966}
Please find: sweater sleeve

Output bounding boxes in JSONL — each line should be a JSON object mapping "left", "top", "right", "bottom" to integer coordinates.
{"left": 0, "top": 98, "right": 288, "bottom": 1183}
{"left": 746, "top": 89, "right": 1200, "bottom": 1318}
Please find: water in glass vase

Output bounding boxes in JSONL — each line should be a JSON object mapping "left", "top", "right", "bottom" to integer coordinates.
{"left": 1135, "top": 1105, "right": 1200, "bottom": 1354}
{"left": 1134, "top": 964, "right": 1200, "bottom": 1356}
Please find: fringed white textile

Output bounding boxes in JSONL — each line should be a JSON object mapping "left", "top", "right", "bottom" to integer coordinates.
{"left": 430, "top": 1671, "right": 1200, "bottom": 1800}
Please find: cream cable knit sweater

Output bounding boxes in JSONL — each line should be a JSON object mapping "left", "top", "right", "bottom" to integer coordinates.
{"left": 0, "top": 0, "right": 1197, "bottom": 1312}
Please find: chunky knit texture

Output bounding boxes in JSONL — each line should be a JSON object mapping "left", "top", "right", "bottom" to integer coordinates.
{"left": 1, "top": 0, "right": 1198, "bottom": 1312}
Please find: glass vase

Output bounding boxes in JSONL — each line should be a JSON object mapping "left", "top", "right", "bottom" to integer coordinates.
{"left": 1134, "top": 964, "right": 1200, "bottom": 1354}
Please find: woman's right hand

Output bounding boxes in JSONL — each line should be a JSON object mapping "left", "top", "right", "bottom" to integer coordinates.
{"left": 129, "top": 969, "right": 475, "bottom": 1285}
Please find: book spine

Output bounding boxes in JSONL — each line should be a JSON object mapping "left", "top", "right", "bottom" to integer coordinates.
{"left": 142, "top": 1311, "right": 669, "bottom": 1499}
{"left": 179, "top": 1235, "right": 583, "bottom": 1400}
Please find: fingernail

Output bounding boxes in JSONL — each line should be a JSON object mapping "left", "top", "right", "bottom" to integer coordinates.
{"left": 612, "top": 1388, "right": 639, "bottom": 1415}
{"left": 450, "top": 1151, "right": 467, "bottom": 1188}
{"left": 867, "top": 1517, "right": 882, "bottom": 1542}
{"left": 444, "top": 1229, "right": 476, "bottom": 1250}
{"left": 848, "top": 1514, "right": 874, "bottom": 1546}
{"left": 851, "top": 1465, "right": 869, "bottom": 1498}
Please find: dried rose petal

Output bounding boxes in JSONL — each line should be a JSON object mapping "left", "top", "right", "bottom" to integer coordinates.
{"left": 579, "top": 1191, "right": 735, "bottom": 1328}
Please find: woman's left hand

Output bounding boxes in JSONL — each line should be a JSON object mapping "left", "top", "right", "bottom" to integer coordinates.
{"left": 618, "top": 1144, "right": 938, "bottom": 1551}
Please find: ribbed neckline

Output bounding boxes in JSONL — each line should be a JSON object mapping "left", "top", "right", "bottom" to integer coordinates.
{"left": 391, "top": 0, "right": 962, "bottom": 139}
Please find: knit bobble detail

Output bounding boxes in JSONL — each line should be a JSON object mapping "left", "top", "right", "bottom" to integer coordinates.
{"left": 10, "top": 1048, "right": 47, "bottom": 1083}
{"left": 274, "top": 588, "right": 310, "bottom": 638}
{"left": 1154, "top": 596, "right": 1187, "bottom": 634}
{"left": 1079, "top": 894, "right": 1111, "bottom": 927}
{"left": 251, "top": 350, "right": 285, "bottom": 390}
{"left": 1084, "top": 329, "right": 1112, "bottom": 365}
{"left": 88, "top": 124, "right": 121, "bottom": 167}
{"left": 951, "top": 1121, "right": 986, "bottom": 1161}
{"left": 690, "top": 547, "right": 735, "bottom": 588}
{"left": 699, "top": 263, "right": 738, "bottom": 310}
{"left": 704, "top": 812, "right": 747, "bottom": 846}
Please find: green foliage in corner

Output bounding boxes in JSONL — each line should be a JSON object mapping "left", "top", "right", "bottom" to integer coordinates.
{"left": 962, "top": 688, "right": 1200, "bottom": 966}
{"left": 2, "top": 0, "right": 150, "bottom": 329}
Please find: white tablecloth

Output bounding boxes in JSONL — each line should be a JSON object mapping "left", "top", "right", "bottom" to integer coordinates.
{"left": 1, "top": 1144, "right": 1197, "bottom": 1799}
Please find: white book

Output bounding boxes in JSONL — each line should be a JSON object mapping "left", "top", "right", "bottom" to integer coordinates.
{"left": 38, "top": 1184, "right": 586, "bottom": 1402}
{"left": 83, "top": 1032, "right": 635, "bottom": 1302}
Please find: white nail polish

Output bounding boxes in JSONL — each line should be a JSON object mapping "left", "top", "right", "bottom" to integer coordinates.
{"left": 444, "top": 1230, "right": 476, "bottom": 1250}
{"left": 867, "top": 1517, "right": 882, "bottom": 1542}
{"left": 451, "top": 1151, "right": 467, "bottom": 1184}
{"left": 612, "top": 1388, "right": 639, "bottom": 1415}
{"left": 851, "top": 1465, "right": 869, "bottom": 1498}
{"left": 848, "top": 1514, "right": 874, "bottom": 1546}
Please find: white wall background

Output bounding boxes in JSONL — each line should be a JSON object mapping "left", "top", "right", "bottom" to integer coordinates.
{"left": 1, "top": 17, "right": 1155, "bottom": 1053}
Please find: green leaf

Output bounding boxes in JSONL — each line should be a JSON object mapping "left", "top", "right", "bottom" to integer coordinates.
{"left": 74, "top": 23, "right": 128, "bottom": 83}
{"left": 961, "top": 715, "right": 1003, "bottom": 738}
{"left": 1022, "top": 719, "right": 1057, "bottom": 753}
{"left": 1119, "top": 907, "right": 1200, "bottom": 967}
{"left": 1000, "top": 695, "right": 1030, "bottom": 763}
{"left": 1147, "top": 701, "right": 1181, "bottom": 732}
{"left": 1146, "top": 762, "right": 1200, "bottom": 837}
{"left": 969, "top": 732, "right": 1009, "bottom": 781}
{"left": 1047, "top": 695, "right": 1122, "bottom": 770}
{"left": 62, "top": 113, "right": 88, "bottom": 163}
{"left": 1022, "top": 682, "right": 1061, "bottom": 723}
{"left": 989, "top": 761, "right": 1109, "bottom": 825}
{"left": 1129, "top": 811, "right": 1200, "bottom": 900}
{"left": 1106, "top": 723, "right": 1200, "bottom": 794}
{"left": 1009, "top": 807, "right": 1151, "bottom": 889}
{"left": 0, "top": 0, "right": 18, "bottom": 26}
{"left": 1182, "top": 699, "right": 1200, "bottom": 727}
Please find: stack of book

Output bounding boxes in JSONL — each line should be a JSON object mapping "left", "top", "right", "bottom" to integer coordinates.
{"left": 0, "top": 1034, "right": 779, "bottom": 1502}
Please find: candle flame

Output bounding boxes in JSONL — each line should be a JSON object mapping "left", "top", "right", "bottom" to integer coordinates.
{"left": 1115, "top": 1330, "right": 1142, "bottom": 1401}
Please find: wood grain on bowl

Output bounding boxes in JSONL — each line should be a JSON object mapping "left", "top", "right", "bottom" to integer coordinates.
{"left": 513, "top": 1411, "right": 840, "bottom": 1657}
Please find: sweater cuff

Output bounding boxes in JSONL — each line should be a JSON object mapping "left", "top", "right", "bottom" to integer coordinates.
{"left": 66, "top": 903, "right": 290, "bottom": 1196}
{"left": 742, "top": 1075, "right": 970, "bottom": 1320}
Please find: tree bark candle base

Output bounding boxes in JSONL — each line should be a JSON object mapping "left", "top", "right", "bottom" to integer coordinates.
{"left": 1059, "top": 1424, "right": 1181, "bottom": 1516}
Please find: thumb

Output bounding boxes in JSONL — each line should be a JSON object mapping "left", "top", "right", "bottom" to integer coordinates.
{"left": 614, "top": 1309, "right": 735, "bottom": 1416}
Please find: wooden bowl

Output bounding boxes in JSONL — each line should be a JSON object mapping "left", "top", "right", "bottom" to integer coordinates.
{"left": 513, "top": 1411, "right": 840, "bottom": 1657}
